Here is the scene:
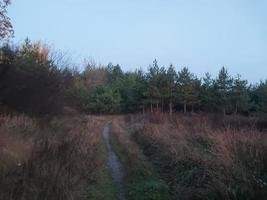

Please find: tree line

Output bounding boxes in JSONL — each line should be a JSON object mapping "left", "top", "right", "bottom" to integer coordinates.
{"left": 79, "top": 59, "right": 266, "bottom": 115}
{"left": 1, "top": 41, "right": 267, "bottom": 115}
{"left": 0, "top": 1, "right": 266, "bottom": 116}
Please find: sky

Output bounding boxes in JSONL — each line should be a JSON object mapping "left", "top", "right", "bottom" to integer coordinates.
{"left": 8, "top": 0, "right": 267, "bottom": 82}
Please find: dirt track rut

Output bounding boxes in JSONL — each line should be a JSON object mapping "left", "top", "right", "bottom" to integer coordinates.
{"left": 103, "top": 124, "right": 125, "bottom": 200}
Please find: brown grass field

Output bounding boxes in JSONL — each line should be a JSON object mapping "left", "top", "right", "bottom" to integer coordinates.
{"left": 0, "top": 113, "right": 266, "bottom": 200}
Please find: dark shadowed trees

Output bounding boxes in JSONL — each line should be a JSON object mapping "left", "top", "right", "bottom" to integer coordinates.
{"left": 119, "top": 70, "right": 147, "bottom": 113}
{"left": 0, "top": 40, "right": 63, "bottom": 114}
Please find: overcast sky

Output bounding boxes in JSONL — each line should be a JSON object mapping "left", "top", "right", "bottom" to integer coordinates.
{"left": 9, "top": 0, "right": 267, "bottom": 82}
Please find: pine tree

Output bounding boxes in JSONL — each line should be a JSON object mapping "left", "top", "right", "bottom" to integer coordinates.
{"left": 147, "top": 59, "right": 161, "bottom": 112}
{"left": 231, "top": 74, "right": 249, "bottom": 114}
{"left": 200, "top": 73, "right": 215, "bottom": 112}
{"left": 158, "top": 66, "right": 168, "bottom": 112}
{"left": 166, "top": 64, "right": 177, "bottom": 115}
{"left": 250, "top": 80, "right": 267, "bottom": 113}
{"left": 215, "top": 67, "right": 233, "bottom": 115}
{"left": 177, "top": 67, "right": 198, "bottom": 113}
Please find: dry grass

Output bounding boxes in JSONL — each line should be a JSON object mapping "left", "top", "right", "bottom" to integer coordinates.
{"left": 0, "top": 114, "right": 35, "bottom": 171}
{"left": 0, "top": 114, "right": 105, "bottom": 200}
{"left": 123, "top": 114, "right": 267, "bottom": 200}
{"left": 111, "top": 117, "right": 153, "bottom": 176}
{"left": 1, "top": 113, "right": 266, "bottom": 200}
{"left": 111, "top": 116, "right": 170, "bottom": 200}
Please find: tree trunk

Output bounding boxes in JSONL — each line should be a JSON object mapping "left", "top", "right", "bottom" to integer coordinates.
{"left": 150, "top": 99, "right": 153, "bottom": 113}
{"left": 183, "top": 101, "right": 187, "bottom": 114}
{"left": 191, "top": 104, "right": 194, "bottom": 113}
{"left": 235, "top": 102, "right": 238, "bottom": 115}
{"left": 142, "top": 104, "right": 145, "bottom": 115}
{"left": 161, "top": 98, "right": 164, "bottom": 113}
{"left": 169, "top": 101, "right": 173, "bottom": 115}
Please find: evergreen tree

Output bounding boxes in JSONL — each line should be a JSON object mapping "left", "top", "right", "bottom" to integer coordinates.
{"left": 87, "top": 86, "right": 121, "bottom": 114}
{"left": 231, "top": 74, "right": 249, "bottom": 114}
{"left": 158, "top": 66, "right": 168, "bottom": 112}
{"left": 200, "top": 73, "right": 216, "bottom": 112}
{"left": 107, "top": 63, "right": 124, "bottom": 90}
{"left": 215, "top": 67, "right": 233, "bottom": 115}
{"left": 250, "top": 81, "right": 267, "bottom": 113}
{"left": 119, "top": 70, "right": 147, "bottom": 113}
{"left": 177, "top": 67, "right": 198, "bottom": 113}
{"left": 166, "top": 64, "right": 177, "bottom": 115}
{"left": 147, "top": 59, "right": 161, "bottom": 112}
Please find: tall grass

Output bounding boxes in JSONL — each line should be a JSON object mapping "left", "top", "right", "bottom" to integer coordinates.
{"left": 127, "top": 114, "right": 267, "bottom": 200}
{"left": 0, "top": 114, "right": 102, "bottom": 200}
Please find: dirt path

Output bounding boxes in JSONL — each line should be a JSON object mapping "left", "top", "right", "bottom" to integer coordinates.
{"left": 103, "top": 124, "right": 126, "bottom": 200}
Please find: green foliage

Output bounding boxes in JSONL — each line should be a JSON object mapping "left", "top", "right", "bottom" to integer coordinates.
{"left": 86, "top": 86, "right": 121, "bottom": 114}
{"left": 250, "top": 81, "right": 267, "bottom": 113}
{"left": 177, "top": 67, "right": 200, "bottom": 113}
{"left": 119, "top": 71, "right": 147, "bottom": 112}
{"left": 200, "top": 73, "right": 217, "bottom": 112}
{"left": 166, "top": 65, "right": 177, "bottom": 114}
{"left": 147, "top": 59, "right": 162, "bottom": 108}
{"left": 231, "top": 74, "right": 249, "bottom": 113}
{"left": 1, "top": 44, "right": 267, "bottom": 115}
{"left": 214, "top": 67, "right": 233, "bottom": 114}
{"left": 67, "top": 76, "right": 90, "bottom": 110}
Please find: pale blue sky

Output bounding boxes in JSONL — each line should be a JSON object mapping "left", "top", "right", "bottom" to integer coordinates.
{"left": 9, "top": 0, "right": 267, "bottom": 82}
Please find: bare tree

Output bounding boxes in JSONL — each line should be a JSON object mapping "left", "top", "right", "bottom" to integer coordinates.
{"left": 0, "top": 0, "right": 13, "bottom": 41}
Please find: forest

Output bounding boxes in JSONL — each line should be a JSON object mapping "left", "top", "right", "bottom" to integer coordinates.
{"left": 1, "top": 40, "right": 267, "bottom": 116}
{"left": 0, "top": 1, "right": 267, "bottom": 200}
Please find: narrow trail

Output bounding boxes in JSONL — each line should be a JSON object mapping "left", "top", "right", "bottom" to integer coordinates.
{"left": 103, "top": 124, "right": 126, "bottom": 200}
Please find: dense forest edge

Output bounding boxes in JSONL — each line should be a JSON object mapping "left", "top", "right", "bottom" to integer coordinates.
{"left": 1, "top": 40, "right": 267, "bottom": 116}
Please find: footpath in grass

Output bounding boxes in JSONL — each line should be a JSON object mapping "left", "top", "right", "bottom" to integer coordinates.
{"left": 86, "top": 126, "right": 117, "bottom": 200}
{"left": 103, "top": 124, "right": 126, "bottom": 200}
{"left": 109, "top": 120, "right": 170, "bottom": 200}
